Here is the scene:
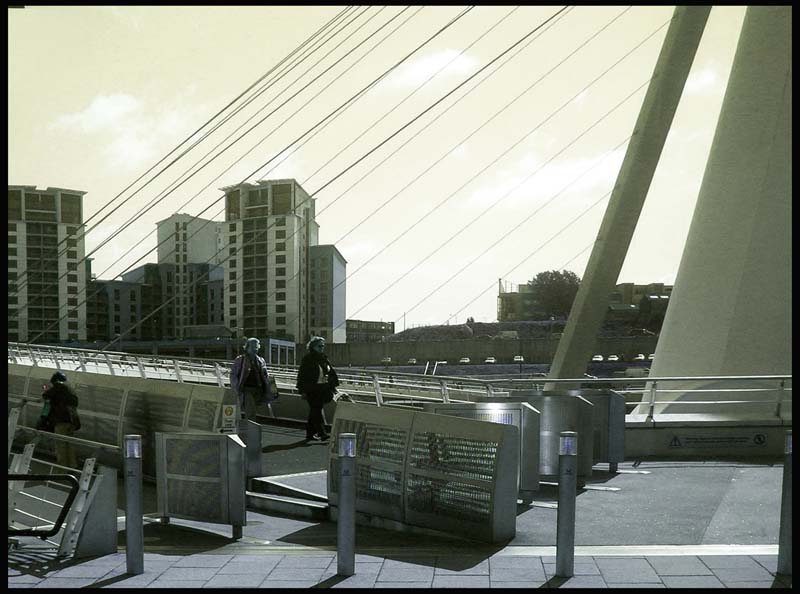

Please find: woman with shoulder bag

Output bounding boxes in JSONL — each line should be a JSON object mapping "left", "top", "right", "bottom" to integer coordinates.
{"left": 295, "top": 336, "right": 340, "bottom": 442}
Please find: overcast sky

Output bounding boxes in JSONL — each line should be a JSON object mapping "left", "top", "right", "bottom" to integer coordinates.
{"left": 8, "top": 5, "right": 746, "bottom": 329}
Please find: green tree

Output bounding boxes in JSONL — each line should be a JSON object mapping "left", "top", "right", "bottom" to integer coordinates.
{"left": 527, "top": 270, "right": 581, "bottom": 319}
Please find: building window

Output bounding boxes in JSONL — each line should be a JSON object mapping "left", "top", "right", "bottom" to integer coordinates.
{"left": 229, "top": 272, "right": 236, "bottom": 281}
{"left": 67, "top": 285, "right": 78, "bottom": 294}
{"left": 275, "top": 255, "right": 286, "bottom": 265}
{"left": 276, "top": 316, "right": 286, "bottom": 325}
{"left": 276, "top": 304, "right": 285, "bottom": 313}
{"left": 276, "top": 292, "right": 286, "bottom": 301}
{"left": 275, "top": 280, "right": 286, "bottom": 289}
{"left": 276, "top": 267, "right": 286, "bottom": 277}
{"left": 275, "top": 242, "right": 286, "bottom": 252}
{"left": 276, "top": 229, "right": 286, "bottom": 239}
{"left": 226, "top": 190, "right": 241, "bottom": 220}
{"left": 61, "top": 194, "right": 82, "bottom": 224}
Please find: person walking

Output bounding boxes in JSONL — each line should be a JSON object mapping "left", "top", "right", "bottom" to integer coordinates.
{"left": 296, "top": 336, "right": 339, "bottom": 442}
{"left": 230, "top": 337, "right": 276, "bottom": 421}
{"left": 36, "top": 371, "right": 80, "bottom": 468}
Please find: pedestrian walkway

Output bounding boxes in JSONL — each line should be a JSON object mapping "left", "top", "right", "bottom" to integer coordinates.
{"left": 7, "top": 546, "right": 792, "bottom": 588}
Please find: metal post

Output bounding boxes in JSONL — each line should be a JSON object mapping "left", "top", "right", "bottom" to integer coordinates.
{"left": 775, "top": 380, "right": 786, "bottom": 418}
{"left": 337, "top": 433, "right": 356, "bottom": 577}
{"left": 137, "top": 358, "right": 146, "bottom": 379}
{"left": 104, "top": 353, "right": 116, "bottom": 376}
{"left": 124, "top": 435, "right": 144, "bottom": 575}
{"left": 777, "top": 430, "right": 792, "bottom": 576}
{"left": 440, "top": 380, "right": 450, "bottom": 404}
{"left": 372, "top": 375, "right": 383, "bottom": 407}
{"left": 77, "top": 352, "right": 87, "bottom": 372}
{"left": 647, "top": 380, "right": 658, "bottom": 421}
{"left": 556, "top": 431, "right": 578, "bottom": 578}
{"left": 214, "top": 363, "right": 225, "bottom": 388}
{"left": 173, "top": 360, "right": 183, "bottom": 383}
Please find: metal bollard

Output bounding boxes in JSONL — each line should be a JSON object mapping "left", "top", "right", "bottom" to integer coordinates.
{"left": 337, "top": 433, "right": 356, "bottom": 577}
{"left": 556, "top": 431, "right": 578, "bottom": 578}
{"left": 124, "top": 435, "right": 144, "bottom": 575}
{"left": 777, "top": 430, "right": 791, "bottom": 576}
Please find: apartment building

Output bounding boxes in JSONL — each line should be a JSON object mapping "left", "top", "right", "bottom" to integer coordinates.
{"left": 8, "top": 185, "right": 87, "bottom": 343}
{"left": 309, "top": 244, "right": 347, "bottom": 343}
{"left": 221, "top": 179, "right": 319, "bottom": 343}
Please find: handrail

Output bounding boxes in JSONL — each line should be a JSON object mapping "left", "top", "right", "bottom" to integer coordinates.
{"left": 14, "top": 426, "right": 122, "bottom": 453}
{"left": 7, "top": 473, "right": 80, "bottom": 539}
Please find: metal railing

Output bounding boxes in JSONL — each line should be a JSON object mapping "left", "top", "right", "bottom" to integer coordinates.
{"left": 8, "top": 343, "right": 791, "bottom": 419}
{"left": 489, "top": 375, "right": 792, "bottom": 419}
{"left": 7, "top": 474, "right": 80, "bottom": 539}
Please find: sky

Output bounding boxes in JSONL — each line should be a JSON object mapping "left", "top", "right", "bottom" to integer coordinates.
{"left": 8, "top": 5, "right": 747, "bottom": 330}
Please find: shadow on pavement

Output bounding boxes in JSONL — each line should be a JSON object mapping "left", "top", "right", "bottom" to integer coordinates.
{"left": 262, "top": 439, "right": 310, "bottom": 453}
{"left": 540, "top": 575, "right": 568, "bottom": 588}
{"left": 278, "top": 522, "right": 502, "bottom": 570}
{"left": 117, "top": 521, "right": 235, "bottom": 553}
{"left": 312, "top": 575, "right": 349, "bottom": 588}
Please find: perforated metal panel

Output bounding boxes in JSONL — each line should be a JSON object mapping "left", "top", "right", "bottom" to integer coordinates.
{"left": 329, "top": 402, "right": 518, "bottom": 543}
{"left": 156, "top": 433, "right": 246, "bottom": 527}
{"left": 422, "top": 402, "right": 541, "bottom": 500}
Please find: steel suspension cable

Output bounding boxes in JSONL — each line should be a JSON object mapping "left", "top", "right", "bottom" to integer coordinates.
{"left": 25, "top": 6, "right": 475, "bottom": 345}
{"left": 12, "top": 6, "right": 353, "bottom": 294}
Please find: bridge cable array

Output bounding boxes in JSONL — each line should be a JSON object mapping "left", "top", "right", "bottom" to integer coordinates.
{"left": 11, "top": 5, "right": 356, "bottom": 296}
{"left": 22, "top": 6, "right": 477, "bottom": 343}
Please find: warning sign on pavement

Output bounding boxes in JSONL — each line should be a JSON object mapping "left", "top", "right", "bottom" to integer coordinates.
{"left": 221, "top": 404, "right": 239, "bottom": 433}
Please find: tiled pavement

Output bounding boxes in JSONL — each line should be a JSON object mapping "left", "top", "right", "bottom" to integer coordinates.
{"left": 7, "top": 551, "right": 792, "bottom": 588}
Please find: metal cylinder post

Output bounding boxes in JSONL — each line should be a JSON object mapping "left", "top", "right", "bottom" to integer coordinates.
{"left": 556, "top": 431, "right": 578, "bottom": 578}
{"left": 337, "top": 433, "right": 356, "bottom": 577}
{"left": 124, "top": 435, "right": 144, "bottom": 575}
{"left": 777, "top": 430, "right": 791, "bottom": 576}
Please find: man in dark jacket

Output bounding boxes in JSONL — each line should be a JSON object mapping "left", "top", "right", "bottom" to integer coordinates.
{"left": 36, "top": 371, "right": 79, "bottom": 468}
{"left": 296, "top": 336, "right": 339, "bottom": 442}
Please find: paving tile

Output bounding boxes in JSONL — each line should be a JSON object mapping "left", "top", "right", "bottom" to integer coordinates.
{"left": 435, "top": 557, "right": 489, "bottom": 575}
{"left": 203, "top": 574, "right": 267, "bottom": 588}
{"left": 158, "top": 566, "right": 219, "bottom": 581}
{"left": 544, "top": 561, "right": 601, "bottom": 575}
{"left": 172, "top": 554, "right": 234, "bottom": 568}
{"left": 96, "top": 571, "right": 163, "bottom": 588}
{"left": 51, "top": 563, "right": 122, "bottom": 578}
{"left": 267, "top": 567, "right": 326, "bottom": 581}
{"left": 700, "top": 555, "right": 764, "bottom": 570}
{"left": 712, "top": 566, "right": 775, "bottom": 583}
{"left": 10, "top": 584, "right": 42, "bottom": 588}
{"left": 750, "top": 555, "right": 779, "bottom": 573}
{"left": 559, "top": 575, "right": 608, "bottom": 588}
{"left": 432, "top": 575, "right": 490, "bottom": 588}
{"left": 327, "top": 574, "right": 379, "bottom": 588}
{"left": 7, "top": 574, "right": 44, "bottom": 583}
{"left": 377, "top": 566, "right": 435, "bottom": 582}
{"left": 490, "top": 567, "right": 547, "bottom": 582}
{"left": 647, "top": 555, "right": 712, "bottom": 576}
{"left": 374, "top": 582, "right": 432, "bottom": 588}
{"left": 322, "top": 562, "right": 383, "bottom": 576}
{"left": 230, "top": 554, "right": 285, "bottom": 563}
{"left": 34, "top": 577, "right": 98, "bottom": 588}
{"left": 275, "top": 555, "right": 334, "bottom": 568}
{"left": 595, "top": 557, "right": 660, "bottom": 583}
{"left": 381, "top": 557, "right": 436, "bottom": 569}
{"left": 490, "top": 581, "right": 546, "bottom": 588}
{"left": 661, "top": 575, "right": 726, "bottom": 588}
{"left": 258, "top": 579, "right": 326, "bottom": 588}
{"left": 147, "top": 579, "right": 209, "bottom": 588}
{"left": 724, "top": 582, "right": 782, "bottom": 589}
{"left": 490, "top": 555, "right": 546, "bottom": 569}
{"left": 218, "top": 558, "right": 281, "bottom": 574}
{"left": 606, "top": 583, "right": 665, "bottom": 588}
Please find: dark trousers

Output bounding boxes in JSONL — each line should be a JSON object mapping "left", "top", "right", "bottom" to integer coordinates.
{"left": 305, "top": 393, "right": 327, "bottom": 437}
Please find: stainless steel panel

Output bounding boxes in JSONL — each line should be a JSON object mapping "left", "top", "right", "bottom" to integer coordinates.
{"left": 329, "top": 402, "right": 518, "bottom": 543}
{"left": 579, "top": 390, "right": 626, "bottom": 464}
{"left": 422, "top": 402, "right": 540, "bottom": 501}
